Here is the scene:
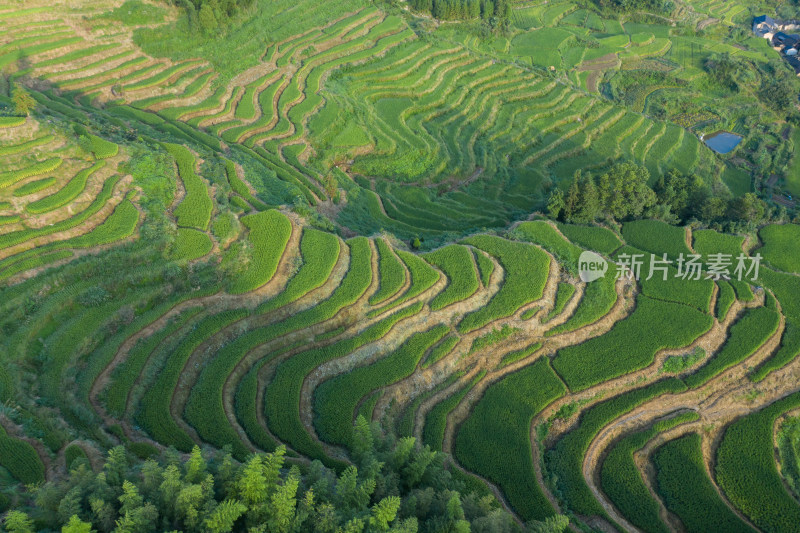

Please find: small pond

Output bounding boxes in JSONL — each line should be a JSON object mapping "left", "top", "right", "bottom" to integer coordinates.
{"left": 702, "top": 131, "right": 742, "bottom": 154}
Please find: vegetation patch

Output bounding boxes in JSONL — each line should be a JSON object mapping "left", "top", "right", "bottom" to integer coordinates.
{"left": 228, "top": 210, "right": 291, "bottom": 294}
{"left": 553, "top": 295, "right": 712, "bottom": 390}
{"left": 654, "top": 433, "right": 754, "bottom": 533}
{"left": 458, "top": 236, "right": 550, "bottom": 333}
{"left": 456, "top": 358, "right": 566, "bottom": 521}
{"left": 169, "top": 228, "right": 213, "bottom": 261}
{"left": 424, "top": 244, "right": 479, "bottom": 310}
{"left": 759, "top": 224, "right": 800, "bottom": 274}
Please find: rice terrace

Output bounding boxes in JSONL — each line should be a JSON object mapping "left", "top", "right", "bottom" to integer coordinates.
{"left": 2, "top": 0, "right": 800, "bottom": 530}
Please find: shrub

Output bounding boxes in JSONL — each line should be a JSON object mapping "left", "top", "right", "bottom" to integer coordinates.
{"left": 64, "top": 444, "right": 88, "bottom": 469}
{"left": 127, "top": 441, "right": 159, "bottom": 460}
{"left": 78, "top": 286, "right": 111, "bottom": 307}
{"left": 660, "top": 347, "right": 705, "bottom": 374}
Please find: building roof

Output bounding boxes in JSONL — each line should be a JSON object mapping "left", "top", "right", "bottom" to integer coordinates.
{"left": 773, "top": 32, "right": 800, "bottom": 46}
{"left": 753, "top": 15, "right": 776, "bottom": 26}
{"left": 786, "top": 55, "right": 800, "bottom": 73}
{"left": 754, "top": 15, "right": 777, "bottom": 26}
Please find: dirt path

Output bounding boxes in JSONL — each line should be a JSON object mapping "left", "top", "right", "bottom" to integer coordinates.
{"left": 0, "top": 174, "right": 134, "bottom": 262}
{"left": 697, "top": 17, "right": 717, "bottom": 30}
{"left": 298, "top": 263, "right": 448, "bottom": 456}
{"left": 168, "top": 235, "right": 351, "bottom": 449}
{"left": 88, "top": 214, "right": 303, "bottom": 430}
{"left": 575, "top": 294, "right": 785, "bottom": 531}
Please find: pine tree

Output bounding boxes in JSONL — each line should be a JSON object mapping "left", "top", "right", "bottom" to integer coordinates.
{"left": 11, "top": 85, "right": 35, "bottom": 116}
{"left": 268, "top": 468, "right": 300, "bottom": 533}
{"left": 480, "top": 0, "right": 494, "bottom": 18}
{"left": 236, "top": 456, "right": 267, "bottom": 508}
{"left": 184, "top": 446, "right": 207, "bottom": 484}
{"left": 61, "top": 515, "right": 94, "bottom": 533}
{"left": 563, "top": 180, "right": 580, "bottom": 222}
{"left": 204, "top": 500, "right": 247, "bottom": 533}
{"left": 573, "top": 173, "right": 599, "bottom": 223}
{"left": 547, "top": 188, "right": 566, "bottom": 220}
{"left": 57, "top": 487, "right": 83, "bottom": 525}
{"left": 3, "top": 512, "right": 34, "bottom": 533}
{"left": 352, "top": 415, "right": 374, "bottom": 460}
{"left": 368, "top": 496, "right": 401, "bottom": 531}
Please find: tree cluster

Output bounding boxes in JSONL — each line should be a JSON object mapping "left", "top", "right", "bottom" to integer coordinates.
{"left": 11, "top": 83, "right": 35, "bottom": 117}
{"left": 591, "top": 0, "right": 674, "bottom": 15}
{"left": 172, "top": 0, "right": 255, "bottom": 34}
{"left": 546, "top": 162, "right": 772, "bottom": 230}
{"left": 408, "top": 0, "right": 510, "bottom": 23}
{"left": 703, "top": 52, "right": 747, "bottom": 92}
{"left": 2, "top": 418, "right": 569, "bottom": 533}
{"left": 758, "top": 61, "right": 799, "bottom": 116}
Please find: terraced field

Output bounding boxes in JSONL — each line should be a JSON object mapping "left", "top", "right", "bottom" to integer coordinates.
{"left": 3, "top": 151, "right": 800, "bottom": 531}
{"left": 2, "top": 0, "right": 800, "bottom": 530}
{"left": 0, "top": 0, "right": 768, "bottom": 245}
